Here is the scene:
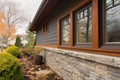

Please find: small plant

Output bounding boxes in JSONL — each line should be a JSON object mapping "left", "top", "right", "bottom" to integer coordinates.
{"left": 33, "top": 47, "right": 44, "bottom": 65}
{"left": 33, "top": 47, "right": 43, "bottom": 55}
{"left": 6, "top": 46, "right": 21, "bottom": 58}
{"left": 21, "top": 47, "right": 43, "bottom": 56}
{"left": 0, "top": 52, "right": 23, "bottom": 80}
{"left": 21, "top": 48, "right": 33, "bottom": 56}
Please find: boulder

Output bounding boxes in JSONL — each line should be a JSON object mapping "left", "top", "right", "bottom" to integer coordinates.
{"left": 34, "top": 55, "right": 43, "bottom": 65}
{"left": 36, "top": 70, "right": 55, "bottom": 80}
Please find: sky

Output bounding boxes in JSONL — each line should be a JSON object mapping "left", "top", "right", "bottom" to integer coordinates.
{"left": 11, "top": 0, "right": 42, "bottom": 34}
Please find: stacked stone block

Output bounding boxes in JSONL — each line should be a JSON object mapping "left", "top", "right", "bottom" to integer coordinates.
{"left": 40, "top": 47, "right": 120, "bottom": 80}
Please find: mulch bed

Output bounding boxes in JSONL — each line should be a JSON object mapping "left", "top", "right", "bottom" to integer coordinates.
{"left": 19, "top": 55, "right": 62, "bottom": 80}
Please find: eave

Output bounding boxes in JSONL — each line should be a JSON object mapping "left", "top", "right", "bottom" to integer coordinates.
{"left": 30, "top": 0, "right": 59, "bottom": 31}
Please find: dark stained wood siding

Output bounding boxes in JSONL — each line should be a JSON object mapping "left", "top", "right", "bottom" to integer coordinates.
{"left": 36, "top": 19, "right": 57, "bottom": 44}
{"left": 36, "top": 0, "right": 82, "bottom": 44}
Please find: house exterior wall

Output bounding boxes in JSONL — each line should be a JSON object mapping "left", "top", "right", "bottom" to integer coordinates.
{"left": 35, "top": 0, "right": 120, "bottom": 79}
{"left": 36, "top": 0, "right": 82, "bottom": 45}
{"left": 36, "top": 20, "right": 57, "bottom": 44}
{"left": 40, "top": 47, "right": 120, "bottom": 80}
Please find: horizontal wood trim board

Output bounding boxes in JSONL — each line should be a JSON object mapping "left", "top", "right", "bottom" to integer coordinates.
{"left": 37, "top": 44, "right": 57, "bottom": 48}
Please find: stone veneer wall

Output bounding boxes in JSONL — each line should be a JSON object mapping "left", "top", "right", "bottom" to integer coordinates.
{"left": 40, "top": 47, "right": 120, "bottom": 80}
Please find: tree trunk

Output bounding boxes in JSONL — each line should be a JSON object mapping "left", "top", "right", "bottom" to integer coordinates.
{"left": 1, "top": 42, "right": 4, "bottom": 52}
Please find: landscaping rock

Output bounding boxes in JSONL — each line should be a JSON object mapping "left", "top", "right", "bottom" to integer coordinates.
{"left": 36, "top": 70, "right": 55, "bottom": 80}
{"left": 34, "top": 55, "right": 43, "bottom": 65}
{"left": 19, "top": 56, "right": 62, "bottom": 80}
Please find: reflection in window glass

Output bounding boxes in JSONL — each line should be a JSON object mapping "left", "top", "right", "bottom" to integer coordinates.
{"left": 61, "top": 17, "right": 70, "bottom": 44}
{"left": 106, "top": 0, "right": 113, "bottom": 9}
{"left": 114, "top": 0, "right": 120, "bottom": 5}
{"left": 106, "top": 0, "right": 120, "bottom": 42}
{"left": 75, "top": 4, "right": 92, "bottom": 44}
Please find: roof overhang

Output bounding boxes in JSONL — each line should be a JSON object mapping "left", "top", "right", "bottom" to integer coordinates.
{"left": 30, "top": 0, "right": 59, "bottom": 31}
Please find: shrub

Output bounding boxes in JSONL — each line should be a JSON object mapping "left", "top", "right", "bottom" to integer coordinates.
{"left": 6, "top": 46, "right": 21, "bottom": 58}
{"left": 15, "top": 35, "right": 22, "bottom": 48}
{"left": 21, "top": 48, "right": 33, "bottom": 56}
{"left": 0, "top": 52, "right": 23, "bottom": 80}
{"left": 21, "top": 47, "right": 43, "bottom": 56}
{"left": 33, "top": 47, "right": 43, "bottom": 55}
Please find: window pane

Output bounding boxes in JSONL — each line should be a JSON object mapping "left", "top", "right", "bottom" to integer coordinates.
{"left": 106, "top": 0, "right": 113, "bottom": 9}
{"left": 75, "top": 5, "right": 92, "bottom": 44}
{"left": 106, "top": 0, "right": 120, "bottom": 42}
{"left": 61, "top": 17, "right": 70, "bottom": 44}
{"left": 114, "top": 0, "right": 120, "bottom": 5}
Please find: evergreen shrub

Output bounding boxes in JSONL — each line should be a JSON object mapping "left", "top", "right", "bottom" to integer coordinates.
{"left": 6, "top": 46, "right": 21, "bottom": 58}
{"left": 0, "top": 53, "right": 23, "bottom": 80}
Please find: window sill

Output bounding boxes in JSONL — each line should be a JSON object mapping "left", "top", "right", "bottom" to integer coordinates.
{"left": 101, "top": 44, "right": 120, "bottom": 49}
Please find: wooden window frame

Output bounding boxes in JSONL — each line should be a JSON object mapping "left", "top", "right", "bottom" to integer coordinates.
{"left": 58, "top": 14, "right": 70, "bottom": 46}
{"left": 73, "top": 3, "right": 93, "bottom": 48}
{"left": 42, "top": 24, "right": 48, "bottom": 34}
{"left": 61, "top": 16, "right": 70, "bottom": 45}
{"left": 57, "top": 0, "right": 120, "bottom": 55}
{"left": 58, "top": 0, "right": 93, "bottom": 48}
{"left": 100, "top": 0, "right": 120, "bottom": 49}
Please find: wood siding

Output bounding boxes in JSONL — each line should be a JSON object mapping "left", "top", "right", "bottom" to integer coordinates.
{"left": 36, "top": 0, "right": 82, "bottom": 45}
{"left": 36, "top": 19, "right": 57, "bottom": 44}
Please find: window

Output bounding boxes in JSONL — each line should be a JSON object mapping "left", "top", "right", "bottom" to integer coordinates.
{"left": 42, "top": 24, "right": 48, "bottom": 34}
{"left": 57, "top": 0, "right": 120, "bottom": 54}
{"left": 105, "top": 0, "right": 120, "bottom": 43}
{"left": 60, "top": 16, "right": 70, "bottom": 44}
{"left": 74, "top": 4, "right": 92, "bottom": 44}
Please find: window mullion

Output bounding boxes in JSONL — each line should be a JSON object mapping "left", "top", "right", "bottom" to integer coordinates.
{"left": 92, "top": 0, "right": 99, "bottom": 48}
{"left": 70, "top": 12, "right": 74, "bottom": 47}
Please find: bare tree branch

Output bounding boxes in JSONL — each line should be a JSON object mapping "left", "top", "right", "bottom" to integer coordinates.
{"left": 0, "top": 0, "right": 28, "bottom": 49}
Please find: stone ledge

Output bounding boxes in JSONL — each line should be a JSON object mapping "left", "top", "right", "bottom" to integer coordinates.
{"left": 42, "top": 47, "right": 120, "bottom": 68}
